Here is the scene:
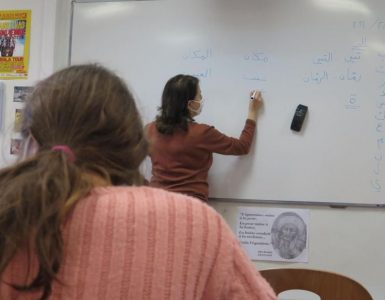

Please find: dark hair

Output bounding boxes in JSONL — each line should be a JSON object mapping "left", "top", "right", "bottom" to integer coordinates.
{"left": 0, "top": 64, "right": 148, "bottom": 299}
{"left": 155, "top": 74, "right": 199, "bottom": 134}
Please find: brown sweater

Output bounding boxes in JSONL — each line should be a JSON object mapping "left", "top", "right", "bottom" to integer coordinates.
{"left": 145, "top": 119, "right": 256, "bottom": 201}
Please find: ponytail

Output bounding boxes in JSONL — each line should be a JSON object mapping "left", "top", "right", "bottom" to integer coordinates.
{"left": 0, "top": 64, "right": 149, "bottom": 299}
{"left": 0, "top": 150, "right": 92, "bottom": 299}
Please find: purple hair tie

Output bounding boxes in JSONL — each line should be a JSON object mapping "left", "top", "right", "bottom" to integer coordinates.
{"left": 51, "top": 145, "right": 76, "bottom": 162}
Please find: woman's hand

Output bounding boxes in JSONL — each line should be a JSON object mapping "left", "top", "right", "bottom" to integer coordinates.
{"left": 248, "top": 90, "right": 263, "bottom": 121}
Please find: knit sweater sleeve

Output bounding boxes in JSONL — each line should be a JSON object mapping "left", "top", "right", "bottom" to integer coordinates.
{"left": 199, "top": 119, "right": 256, "bottom": 155}
{"left": 203, "top": 212, "right": 276, "bottom": 300}
{"left": 225, "top": 238, "right": 277, "bottom": 300}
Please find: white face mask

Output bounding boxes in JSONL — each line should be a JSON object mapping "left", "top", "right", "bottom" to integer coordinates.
{"left": 188, "top": 99, "right": 204, "bottom": 115}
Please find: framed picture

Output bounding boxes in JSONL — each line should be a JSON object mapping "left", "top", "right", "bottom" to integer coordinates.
{"left": 14, "top": 108, "right": 22, "bottom": 132}
{"left": 10, "top": 138, "right": 22, "bottom": 155}
{"left": 13, "top": 86, "right": 33, "bottom": 102}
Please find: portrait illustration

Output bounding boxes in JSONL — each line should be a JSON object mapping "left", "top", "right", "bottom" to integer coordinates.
{"left": 271, "top": 211, "right": 307, "bottom": 259}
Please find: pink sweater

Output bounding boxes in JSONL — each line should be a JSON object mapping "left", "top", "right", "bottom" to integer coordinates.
{"left": 0, "top": 186, "right": 276, "bottom": 300}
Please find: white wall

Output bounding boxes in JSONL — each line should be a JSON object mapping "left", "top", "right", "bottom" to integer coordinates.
{"left": 0, "top": 0, "right": 57, "bottom": 167}
{"left": 210, "top": 200, "right": 385, "bottom": 299}
{"left": 53, "top": 0, "right": 72, "bottom": 71}
{"left": 49, "top": 1, "right": 385, "bottom": 300}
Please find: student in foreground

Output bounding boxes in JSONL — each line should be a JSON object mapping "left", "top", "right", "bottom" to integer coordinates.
{"left": 0, "top": 64, "right": 275, "bottom": 300}
{"left": 146, "top": 74, "right": 262, "bottom": 202}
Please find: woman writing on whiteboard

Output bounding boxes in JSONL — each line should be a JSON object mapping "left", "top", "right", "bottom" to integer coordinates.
{"left": 145, "top": 74, "right": 262, "bottom": 201}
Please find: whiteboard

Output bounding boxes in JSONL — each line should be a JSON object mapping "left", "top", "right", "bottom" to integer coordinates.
{"left": 71, "top": 0, "right": 385, "bottom": 204}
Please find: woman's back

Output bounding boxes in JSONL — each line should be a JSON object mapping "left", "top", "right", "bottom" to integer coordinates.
{"left": 147, "top": 74, "right": 261, "bottom": 202}
{"left": 0, "top": 186, "right": 275, "bottom": 300}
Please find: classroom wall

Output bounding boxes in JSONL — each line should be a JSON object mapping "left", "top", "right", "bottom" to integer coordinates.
{"left": 0, "top": 0, "right": 57, "bottom": 167}
{"left": 210, "top": 200, "right": 385, "bottom": 299}
{"left": 20, "top": 1, "right": 385, "bottom": 299}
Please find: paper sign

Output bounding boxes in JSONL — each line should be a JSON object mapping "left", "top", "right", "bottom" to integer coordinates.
{"left": 237, "top": 207, "right": 309, "bottom": 262}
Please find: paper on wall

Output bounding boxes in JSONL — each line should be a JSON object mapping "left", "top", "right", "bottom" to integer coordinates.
{"left": 237, "top": 207, "right": 310, "bottom": 263}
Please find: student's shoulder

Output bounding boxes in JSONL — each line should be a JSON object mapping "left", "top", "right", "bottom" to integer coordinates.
{"left": 84, "top": 186, "right": 242, "bottom": 268}
{"left": 90, "top": 185, "right": 207, "bottom": 207}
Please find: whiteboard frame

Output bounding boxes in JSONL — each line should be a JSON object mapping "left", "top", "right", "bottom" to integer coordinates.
{"left": 73, "top": 0, "right": 155, "bottom": 3}
{"left": 209, "top": 197, "right": 385, "bottom": 209}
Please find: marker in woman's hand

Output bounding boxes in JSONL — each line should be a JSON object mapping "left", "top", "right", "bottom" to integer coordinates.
{"left": 250, "top": 90, "right": 259, "bottom": 100}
